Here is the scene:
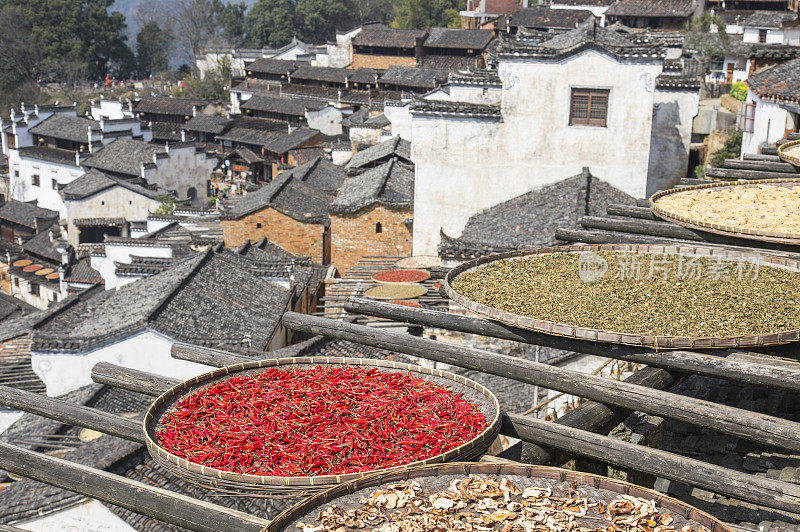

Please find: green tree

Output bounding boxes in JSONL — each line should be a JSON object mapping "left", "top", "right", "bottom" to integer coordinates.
{"left": 353, "top": 0, "right": 398, "bottom": 25}
{"left": 295, "top": 0, "right": 355, "bottom": 43}
{"left": 136, "top": 22, "right": 173, "bottom": 76}
{"left": 154, "top": 194, "right": 178, "bottom": 215}
{"left": 217, "top": 1, "right": 248, "bottom": 47}
{"left": 683, "top": 13, "right": 729, "bottom": 71}
{"left": 175, "top": 57, "right": 231, "bottom": 100}
{"left": 246, "top": 0, "right": 296, "bottom": 48}
{"left": 0, "top": 0, "right": 133, "bottom": 79}
{"left": 392, "top": 0, "right": 463, "bottom": 29}
{"left": 710, "top": 131, "right": 743, "bottom": 168}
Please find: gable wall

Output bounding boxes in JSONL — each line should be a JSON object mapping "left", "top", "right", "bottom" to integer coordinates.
{"left": 330, "top": 205, "right": 413, "bottom": 273}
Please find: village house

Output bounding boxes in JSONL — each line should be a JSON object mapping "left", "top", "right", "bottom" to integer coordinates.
{"left": 740, "top": 57, "right": 800, "bottom": 153}
{"left": 605, "top": 0, "right": 703, "bottom": 29}
{"left": 2, "top": 106, "right": 150, "bottom": 216}
{"left": 27, "top": 250, "right": 295, "bottom": 397}
{"left": 81, "top": 138, "right": 216, "bottom": 207}
{"left": 2, "top": 223, "right": 67, "bottom": 310}
{"left": 346, "top": 136, "right": 412, "bottom": 171}
{"left": 330, "top": 158, "right": 414, "bottom": 272}
{"left": 0, "top": 200, "right": 58, "bottom": 243}
{"left": 351, "top": 28, "right": 428, "bottom": 69}
{"left": 220, "top": 157, "right": 345, "bottom": 263}
{"left": 181, "top": 114, "right": 232, "bottom": 144}
{"left": 410, "top": 20, "right": 701, "bottom": 256}
{"left": 741, "top": 10, "right": 800, "bottom": 43}
{"left": 420, "top": 28, "right": 495, "bottom": 69}
{"left": 507, "top": 6, "right": 595, "bottom": 33}
{"left": 550, "top": 0, "right": 617, "bottom": 25}
{"left": 240, "top": 94, "right": 343, "bottom": 135}
{"left": 460, "top": 0, "right": 524, "bottom": 29}
{"left": 133, "top": 97, "right": 225, "bottom": 143}
{"left": 712, "top": 0, "right": 791, "bottom": 11}
{"left": 377, "top": 66, "right": 449, "bottom": 93}
{"left": 89, "top": 99, "right": 135, "bottom": 121}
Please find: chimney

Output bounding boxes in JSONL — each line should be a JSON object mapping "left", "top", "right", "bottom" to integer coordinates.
{"left": 75, "top": 151, "right": 81, "bottom": 166}
{"left": 34, "top": 104, "right": 39, "bottom": 115}
{"left": 20, "top": 102, "right": 25, "bottom": 113}
{"left": 141, "top": 162, "right": 147, "bottom": 179}
{"left": 181, "top": 130, "right": 186, "bottom": 142}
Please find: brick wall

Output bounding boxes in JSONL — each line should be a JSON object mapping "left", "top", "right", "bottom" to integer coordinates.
{"left": 330, "top": 205, "right": 412, "bottom": 273}
{"left": 221, "top": 208, "right": 327, "bottom": 264}
{"left": 351, "top": 54, "right": 417, "bottom": 70}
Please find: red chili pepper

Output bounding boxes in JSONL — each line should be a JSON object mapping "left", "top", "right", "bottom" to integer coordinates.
{"left": 155, "top": 367, "right": 488, "bottom": 477}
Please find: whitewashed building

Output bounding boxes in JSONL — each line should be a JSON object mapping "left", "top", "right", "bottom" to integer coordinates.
{"left": 410, "top": 21, "right": 701, "bottom": 256}
{"left": 740, "top": 57, "right": 800, "bottom": 155}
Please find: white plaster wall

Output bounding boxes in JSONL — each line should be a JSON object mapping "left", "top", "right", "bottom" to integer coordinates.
{"left": 647, "top": 87, "right": 701, "bottom": 195}
{"left": 9, "top": 151, "right": 83, "bottom": 210}
{"left": 146, "top": 218, "right": 175, "bottom": 234}
{"left": 306, "top": 106, "right": 343, "bottom": 135}
{"left": 411, "top": 49, "right": 662, "bottom": 255}
{"left": 423, "top": 88, "right": 452, "bottom": 101}
{"left": 65, "top": 187, "right": 160, "bottom": 246}
{"left": 743, "top": 27, "right": 785, "bottom": 44}
{"left": 350, "top": 126, "right": 383, "bottom": 147}
{"left": 786, "top": 28, "right": 800, "bottom": 46}
{"left": 13, "top": 498, "right": 135, "bottom": 532}
{"left": 0, "top": 410, "right": 24, "bottom": 434}
{"left": 331, "top": 149, "right": 353, "bottom": 165}
{"left": 449, "top": 85, "right": 503, "bottom": 105}
{"left": 92, "top": 241, "right": 173, "bottom": 289}
{"left": 9, "top": 275, "right": 62, "bottom": 309}
{"left": 384, "top": 104, "right": 413, "bottom": 141}
{"left": 741, "top": 92, "right": 789, "bottom": 156}
{"left": 151, "top": 146, "right": 214, "bottom": 205}
{"left": 32, "top": 330, "right": 213, "bottom": 397}
{"left": 91, "top": 100, "right": 134, "bottom": 120}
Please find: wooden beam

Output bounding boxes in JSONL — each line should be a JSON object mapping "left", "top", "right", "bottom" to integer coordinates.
{"left": 606, "top": 204, "right": 657, "bottom": 220}
{"left": 580, "top": 215, "right": 707, "bottom": 240}
{"left": 0, "top": 385, "right": 143, "bottom": 443}
{"left": 501, "top": 413, "right": 800, "bottom": 515}
{"left": 282, "top": 312, "right": 800, "bottom": 452}
{"left": 556, "top": 228, "right": 675, "bottom": 245}
{"left": 92, "top": 363, "right": 180, "bottom": 397}
{"left": 0, "top": 443, "right": 269, "bottom": 532}
{"left": 170, "top": 343, "right": 251, "bottom": 367}
{"left": 722, "top": 159, "right": 798, "bottom": 173}
{"left": 706, "top": 166, "right": 794, "bottom": 180}
{"left": 343, "top": 298, "right": 800, "bottom": 393}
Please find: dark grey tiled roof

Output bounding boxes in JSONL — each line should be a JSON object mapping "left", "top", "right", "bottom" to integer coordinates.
{"left": 149, "top": 122, "right": 183, "bottom": 141}
{"left": 222, "top": 157, "right": 345, "bottom": 222}
{"left": 553, "top": 0, "right": 614, "bottom": 5}
{"left": 83, "top": 138, "right": 166, "bottom": 177}
{"left": 63, "top": 257, "right": 103, "bottom": 284}
{"left": 246, "top": 58, "right": 302, "bottom": 75}
{"left": 32, "top": 251, "right": 292, "bottom": 352}
{"left": 439, "top": 170, "right": 636, "bottom": 259}
{"left": 290, "top": 65, "right": 350, "bottom": 84}
{"left": 134, "top": 97, "right": 212, "bottom": 116}
{"left": 219, "top": 122, "right": 320, "bottom": 154}
{"left": 22, "top": 227, "right": 62, "bottom": 263}
{"left": 289, "top": 146, "right": 325, "bottom": 165}
{"left": 348, "top": 68, "right": 382, "bottom": 84}
{"left": 29, "top": 114, "right": 99, "bottom": 144}
{"left": 0, "top": 200, "right": 58, "bottom": 229}
{"left": 423, "top": 28, "right": 494, "bottom": 50}
{"left": 410, "top": 99, "right": 502, "bottom": 118}
{"left": 264, "top": 127, "right": 321, "bottom": 155}
{"left": 331, "top": 159, "right": 414, "bottom": 214}
{"left": 352, "top": 28, "right": 427, "bottom": 48}
{"left": 0, "top": 291, "right": 36, "bottom": 321}
{"left": 229, "top": 146, "right": 263, "bottom": 164}
{"left": 656, "top": 74, "right": 702, "bottom": 90}
{"left": 346, "top": 136, "right": 412, "bottom": 170}
{"left": 379, "top": 67, "right": 449, "bottom": 90}
{"left": 606, "top": 0, "right": 697, "bottom": 18}
{"left": 498, "top": 19, "right": 665, "bottom": 59}
{"left": 17, "top": 146, "right": 79, "bottom": 167}
{"left": 241, "top": 94, "right": 327, "bottom": 116}
{"left": 356, "top": 113, "right": 391, "bottom": 129}
{"left": 449, "top": 69, "right": 502, "bottom": 86}
{"left": 61, "top": 169, "right": 161, "bottom": 200}
{"left": 509, "top": 6, "right": 594, "bottom": 29}
{"left": 748, "top": 57, "right": 800, "bottom": 103}
{"left": 420, "top": 55, "right": 484, "bottom": 70}
{"left": 183, "top": 114, "right": 231, "bottom": 134}
{"left": 742, "top": 10, "right": 798, "bottom": 28}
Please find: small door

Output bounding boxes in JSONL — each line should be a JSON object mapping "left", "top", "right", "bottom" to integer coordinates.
{"left": 726, "top": 63, "right": 734, "bottom": 84}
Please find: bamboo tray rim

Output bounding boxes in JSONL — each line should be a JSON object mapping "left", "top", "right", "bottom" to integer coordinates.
{"left": 143, "top": 356, "right": 502, "bottom": 489}
{"left": 267, "top": 462, "right": 733, "bottom": 532}
{"left": 650, "top": 178, "right": 800, "bottom": 244}
{"left": 778, "top": 139, "right": 800, "bottom": 167}
{"left": 443, "top": 244, "right": 800, "bottom": 349}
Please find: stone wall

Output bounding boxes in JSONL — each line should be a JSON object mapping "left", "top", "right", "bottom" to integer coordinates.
{"left": 351, "top": 54, "right": 417, "bottom": 70}
{"left": 330, "top": 205, "right": 413, "bottom": 273}
{"left": 221, "top": 208, "right": 327, "bottom": 264}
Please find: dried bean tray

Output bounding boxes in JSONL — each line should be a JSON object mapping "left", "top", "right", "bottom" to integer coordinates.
{"left": 268, "top": 462, "right": 731, "bottom": 532}
{"left": 650, "top": 179, "right": 800, "bottom": 245}
{"left": 143, "top": 357, "right": 501, "bottom": 499}
{"left": 443, "top": 243, "right": 800, "bottom": 349}
{"left": 778, "top": 139, "right": 800, "bottom": 167}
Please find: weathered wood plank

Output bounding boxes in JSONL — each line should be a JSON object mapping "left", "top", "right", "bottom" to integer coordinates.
{"left": 722, "top": 159, "right": 799, "bottom": 173}
{"left": 0, "top": 443, "right": 269, "bottom": 532}
{"left": 343, "top": 298, "right": 800, "bottom": 393}
{"left": 0, "top": 385, "right": 143, "bottom": 443}
{"left": 605, "top": 204, "right": 657, "bottom": 220}
{"left": 705, "top": 166, "right": 791, "bottom": 180}
{"left": 282, "top": 312, "right": 800, "bottom": 452}
{"left": 91, "top": 363, "right": 180, "bottom": 398}
{"left": 502, "top": 413, "right": 800, "bottom": 515}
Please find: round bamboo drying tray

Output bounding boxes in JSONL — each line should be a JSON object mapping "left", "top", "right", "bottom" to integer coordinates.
{"left": 268, "top": 462, "right": 731, "bottom": 532}
{"left": 650, "top": 179, "right": 800, "bottom": 245}
{"left": 443, "top": 243, "right": 800, "bottom": 349}
{"left": 143, "top": 357, "right": 501, "bottom": 499}
{"left": 371, "top": 269, "right": 431, "bottom": 284}
{"left": 364, "top": 283, "right": 428, "bottom": 300}
{"left": 778, "top": 139, "right": 800, "bottom": 166}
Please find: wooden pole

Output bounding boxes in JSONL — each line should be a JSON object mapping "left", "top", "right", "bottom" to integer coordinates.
{"left": 91, "top": 363, "right": 180, "bottom": 397}
{"left": 170, "top": 343, "right": 251, "bottom": 367}
{"left": 282, "top": 312, "right": 800, "bottom": 452}
{"left": 0, "top": 443, "right": 269, "bottom": 532}
{"left": 501, "top": 413, "right": 800, "bottom": 515}
{"left": 605, "top": 204, "right": 657, "bottom": 220}
{"left": 0, "top": 385, "right": 143, "bottom": 443}
{"left": 343, "top": 297, "right": 800, "bottom": 393}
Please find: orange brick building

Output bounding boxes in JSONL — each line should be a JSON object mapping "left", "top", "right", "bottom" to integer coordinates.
{"left": 220, "top": 158, "right": 345, "bottom": 264}
{"left": 330, "top": 158, "right": 415, "bottom": 272}
{"left": 351, "top": 28, "right": 428, "bottom": 69}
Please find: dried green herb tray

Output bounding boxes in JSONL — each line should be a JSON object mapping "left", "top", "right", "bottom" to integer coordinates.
{"left": 444, "top": 244, "right": 800, "bottom": 349}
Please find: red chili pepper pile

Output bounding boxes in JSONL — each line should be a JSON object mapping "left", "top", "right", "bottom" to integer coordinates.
{"left": 156, "top": 366, "right": 488, "bottom": 477}
{"left": 373, "top": 269, "right": 431, "bottom": 283}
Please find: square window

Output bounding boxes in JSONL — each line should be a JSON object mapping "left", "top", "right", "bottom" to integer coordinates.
{"left": 29, "top": 283, "right": 39, "bottom": 296}
{"left": 52, "top": 178, "right": 57, "bottom": 189}
{"left": 759, "top": 29, "right": 768, "bottom": 43}
{"left": 32, "top": 174, "right": 40, "bottom": 187}
{"left": 256, "top": 223, "right": 262, "bottom": 229}
{"left": 569, "top": 88, "right": 609, "bottom": 127}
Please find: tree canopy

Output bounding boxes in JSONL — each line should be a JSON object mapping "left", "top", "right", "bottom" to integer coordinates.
{"left": 391, "top": 0, "right": 462, "bottom": 30}
{"left": 245, "top": 0, "right": 297, "bottom": 48}
{"left": 136, "top": 22, "right": 173, "bottom": 76}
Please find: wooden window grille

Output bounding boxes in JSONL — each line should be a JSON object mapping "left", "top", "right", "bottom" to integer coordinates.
{"left": 31, "top": 174, "right": 39, "bottom": 187}
{"left": 759, "top": 29, "right": 768, "bottom": 43}
{"left": 739, "top": 103, "right": 756, "bottom": 134}
{"left": 570, "top": 89, "right": 609, "bottom": 127}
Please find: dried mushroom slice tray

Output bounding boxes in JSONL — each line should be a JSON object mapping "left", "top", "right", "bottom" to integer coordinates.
{"left": 778, "top": 139, "right": 800, "bottom": 167}
{"left": 143, "top": 357, "right": 501, "bottom": 498}
{"left": 268, "top": 462, "right": 731, "bottom": 532}
{"left": 443, "top": 244, "right": 800, "bottom": 349}
{"left": 650, "top": 179, "right": 800, "bottom": 244}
